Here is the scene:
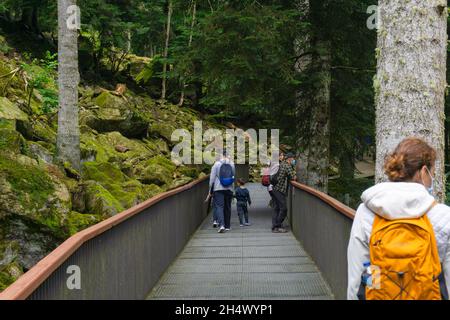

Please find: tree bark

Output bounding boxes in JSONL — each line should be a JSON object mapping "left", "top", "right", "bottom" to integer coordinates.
{"left": 56, "top": 0, "right": 81, "bottom": 171}
{"left": 178, "top": 0, "right": 197, "bottom": 107}
{"left": 161, "top": 0, "right": 173, "bottom": 101}
{"left": 375, "top": 0, "right": 447, "bottom": 201}
{"left": 295, "top": 0, "right": 331, "bottom": 193}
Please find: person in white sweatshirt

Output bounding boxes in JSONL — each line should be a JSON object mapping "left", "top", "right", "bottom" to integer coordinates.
{"left": 347, "top": 137, "right": 450, "bottom": 300}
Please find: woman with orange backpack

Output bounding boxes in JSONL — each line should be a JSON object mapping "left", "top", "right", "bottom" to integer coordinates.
{"left": 347, "top": 137, "right": 450, "bottom": 300}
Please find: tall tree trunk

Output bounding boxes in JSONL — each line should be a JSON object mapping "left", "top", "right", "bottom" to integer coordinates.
{"left": 161, "top": 0, "right": 173, "bottom": 101}
{"left": 295, "top": 0, "right": 331, "bottom": 193}
{"left": 56, "top": 0, "right": 81, "bottom": 171}
{"left": 375, "top": 1, "right": 447, "bottom": 201}
{"left": 178, "top": 0, "right": 197, "bottom": 107}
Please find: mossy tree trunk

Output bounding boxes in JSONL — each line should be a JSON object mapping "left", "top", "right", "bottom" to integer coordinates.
{"left": 375, "top": 0, "right": 447, "bottom": 201}
{"left": 56, "top": 0, "right": 81, "bottom": 171}
{"left": 295, "top": 0, "right": 331, "bottom": 193}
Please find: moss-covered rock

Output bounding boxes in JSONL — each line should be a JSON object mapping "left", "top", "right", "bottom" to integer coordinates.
{"left": 81, "top": 131, "right": 156, "bottom": 170}
{"left": 28, "top": 141, "right": 53, "bottom": 164}
{"left": 0, "top": 261, "right": 23, "bottom": 291}
{"left": 84, "top": 91, "right": 149, "bottom": 138}
{"left": 17, "top": 116, "right": 57, "bottom": 144}
{"left": 83, "top": 181, "right": 124, "bottom": 217}
{"left": 82, "top": 161, "right": 152, "bottom": 209}
{"left": 143, "top": 184, "right": 164, "bottom": 198}
{"left": 177, "top": 165, "right": 201, "bottom": 179}
{"left": 133, "top": 155, "right": 176, "bottom": 186}
{"left": 0, "top": 154, "right": 71, "bottom": 238}
{"left": 66, "top": 211, "right": 102, "bottom": 236}
{"left": 0, "top": 129, "right": 24, "bottom": 154}
{"left": 0, "top": 97, "right": 28, "bottom": 130}
{"left": 170, "top": 176, "right": 194, "bottom": 189}
{"left": 148, "top": 122, "right": 177, "bottom": 142}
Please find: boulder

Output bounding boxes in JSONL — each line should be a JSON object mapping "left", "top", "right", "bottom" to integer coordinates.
{"left": 81, "top": 131, "right": 155, "bottom": 167}
{"left": 82, "top": 161, "right": 152, "bottom": 210}
{"left": 170, "top": 176, "right": 194, "bottom": 189}
{"left": 85, "top": 91, "right": 149, "bottom": 138}
{"left": 148, "top": 122, "right": 177, "bottom": 142}
{"left": 83, "top": 181, "right": 124, "bottom": 217}
{"left": 0, "top": 129, "right": 24, "bottom": 154}
{"left": 66, "top": 211, "right": 102, "bottom": 236}
{"left": 17, "top": 117, "right": 57, "bottom": 145}
{"left": 133, "top": 155, "right": 176, "bottom": 187}
{"left": 0, "top": 154, "right": 72, "bottom": 238}
{"left": 28, "top": 141, "right": 53, "bottom": 164}
{"left": 0, "top": 97, "right": 28, "bottom": 130}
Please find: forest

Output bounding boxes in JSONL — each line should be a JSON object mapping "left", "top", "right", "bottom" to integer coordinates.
{"left": 0, "top": 0, "right": 449, "bottom": 294}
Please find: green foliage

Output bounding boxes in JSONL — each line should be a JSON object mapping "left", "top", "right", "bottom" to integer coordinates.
{"left": 178, "top": 2, "right": 300, "bottom": 123}
{"left": 20, "top": 51, "right": 58, "bottom": 114}
{"left": 328, "top": 177, "right": 374, "bottom": 209}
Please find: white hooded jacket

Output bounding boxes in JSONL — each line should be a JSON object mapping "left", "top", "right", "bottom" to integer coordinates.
{"left": 347, "top": 182, "right": 450, "bottom": 300}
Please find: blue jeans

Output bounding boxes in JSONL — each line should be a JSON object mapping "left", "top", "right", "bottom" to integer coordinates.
{"left": 237, "top": 202, "right": 249, "bottom": 225}
{"left": 214, "top": 190, "right": 233, "bottom": 229}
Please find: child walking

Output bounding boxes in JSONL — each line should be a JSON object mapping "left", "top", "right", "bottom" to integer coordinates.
{"left": 234, "top": 179, "right": 252, "bottom": 227}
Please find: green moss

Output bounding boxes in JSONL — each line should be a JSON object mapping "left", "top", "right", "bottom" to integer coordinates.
{"left": 133, "top": 155, "right": 176, "bottom": 186}
{"left": 170, "top": 177, "right": 194, "bottom": 189}
{"left": 95, "top": 91, "right": 121, "bottom": 108}
{"left": 0, "top": 262, "right": 23, "bottom": 291}
{"left": 81, "top": 132, "right": 115, "bottom": 163}
{"left": 143, "top": 184, "right": 163, "bottom": 198}
{"left": 149, "top": 122, "right": 176, "bottom": 141}
{"left": 178, "top": 166, "right": 201, "bottom": 179}
{"left": 66, "top": 211, "right": 102, "bottom": 236}
{"left": 0, "top": 97, "right": 28, "bottom": 122}
{"left": 148, "top": 155, "right": 176, "bottom": 172}
{"left": 0, "top": 129, "right": 22, "bottom": 153}
{"left": 82, "top": 161, "right": 147, "bottom": 208}
{"left": 84, "top": 181, "right": 124, "bottom": 216}
{"left": 83, "top": 161, "right": 127, "bottom": 184}
{"left": 0, "top": 154, "right": 54, "bottom": 208}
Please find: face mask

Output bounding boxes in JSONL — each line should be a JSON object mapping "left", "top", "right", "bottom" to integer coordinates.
{"left": 424, "top": 166, "right": 435, "bottom": 195}
{"left": 291, "top": 160, "right": 297, "bottom": 167}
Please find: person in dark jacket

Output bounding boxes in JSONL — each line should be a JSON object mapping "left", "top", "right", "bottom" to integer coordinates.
{"left": 234, "top": 179, "right": 252, "bottom": 227}
{"left": 272, "top": 152, "right": 297, "bottom": 233}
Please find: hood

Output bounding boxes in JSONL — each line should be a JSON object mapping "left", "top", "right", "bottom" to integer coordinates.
{"left": 361, "top": 182, "right": 435, "bottom": 220}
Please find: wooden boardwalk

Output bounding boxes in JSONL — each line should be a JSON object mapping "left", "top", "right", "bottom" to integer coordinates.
{"left": 147, "top": 183, "right": 333, "bottom": 300}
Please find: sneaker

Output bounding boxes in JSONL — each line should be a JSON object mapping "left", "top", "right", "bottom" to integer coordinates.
{"left": 218, "top": 226, "right": 225, "bottom": 233}
{"left": 272, "top": 228, "right": 279, "bottom": 233}
{"left": 240, "top": 224, "right": 245, "bottom": 227}
{"left": 225, "top": 228, "right": 231, "bottom": 232}
{"left": 244, "top": 223, "right": 251, "bottom": 226}
{"left": 213, "top": 221, "right": 218, "bottom": 228}
{"left": 277, "top": 228, "right": 288, "bottom": 233}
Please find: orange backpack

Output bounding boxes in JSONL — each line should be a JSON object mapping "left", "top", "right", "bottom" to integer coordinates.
{"left": 366, "top": 211, "right": 442, "bottom": 300}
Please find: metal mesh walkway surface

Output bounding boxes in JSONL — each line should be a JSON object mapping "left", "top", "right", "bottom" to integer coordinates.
{"left": 147, "top": 183, "right": 334, "bottom": 300}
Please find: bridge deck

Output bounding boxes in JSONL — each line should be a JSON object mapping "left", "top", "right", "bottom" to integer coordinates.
{"left": 147, "top": 183, "right": 333, "bottom": 300}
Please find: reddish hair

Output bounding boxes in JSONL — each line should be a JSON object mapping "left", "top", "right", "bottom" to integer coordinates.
{"left": 384, "top": 137, "right": 436, "bottom": 182}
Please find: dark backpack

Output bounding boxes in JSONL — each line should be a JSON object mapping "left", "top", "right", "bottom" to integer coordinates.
{"left": 219, "top": 163, "right": 235, "bottom": 187}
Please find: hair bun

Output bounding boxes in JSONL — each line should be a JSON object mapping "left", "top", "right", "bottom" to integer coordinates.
{"left": 384, "top": 153, "right": 406, "bottom": 181}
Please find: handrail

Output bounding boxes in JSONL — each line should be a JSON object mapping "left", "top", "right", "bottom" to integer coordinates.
{"left": 290, "top": 181, "right": 355, "bottom": 220}
{"left": 0, "top": 175, "right": 210, "bottom": 300}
